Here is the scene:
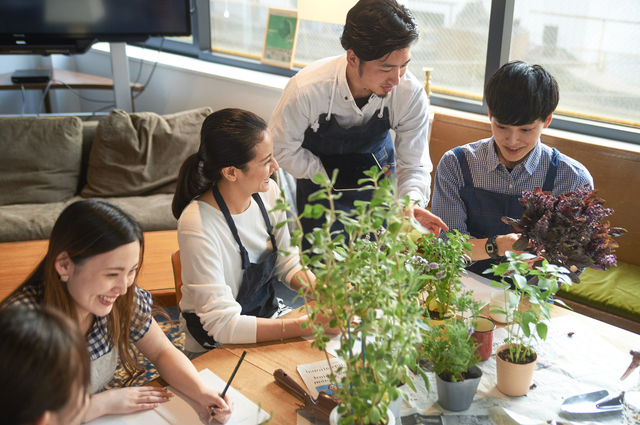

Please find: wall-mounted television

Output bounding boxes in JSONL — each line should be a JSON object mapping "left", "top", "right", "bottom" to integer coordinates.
{"left": 0, "top": 0, "right": 191, "bottom": 55}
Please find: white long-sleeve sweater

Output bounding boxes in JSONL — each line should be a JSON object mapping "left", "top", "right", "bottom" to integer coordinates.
{"left": 178, "top": 180, "right": 302, "bottom": 351}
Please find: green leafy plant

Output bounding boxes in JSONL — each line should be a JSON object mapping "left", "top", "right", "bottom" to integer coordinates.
{"left": 417, "top": 291, "right": 484, "bottom": 382}
{"left": 409, "top": 231, "right": 471, "bottom": 320}
{"left": 273, "top": 168, "right": 429, "bottom": 425}
{"left": 502, "top": 185, "right": 627, "bottom": 283}
{"left": 486, "top": 251, "right": 572, "bottom": 364}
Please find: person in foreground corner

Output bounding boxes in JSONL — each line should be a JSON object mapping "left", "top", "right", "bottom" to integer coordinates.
{"left": 172, "top": 108, "right": 338, "bottom": 359}
{"left": 268, "top": 0, "right": 447, "bottom": 247}
{"left": 0, "top": 306, "right": 90, "bottom": 425}
{"left": 431, "top": 61, "right": 594, "bottom": 278}
{"left": 1, "top": 199, "right": 233, "bottom": 424}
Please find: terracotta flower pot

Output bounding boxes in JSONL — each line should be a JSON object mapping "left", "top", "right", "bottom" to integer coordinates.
{"left": 495, "top": 344, "right": 537, "bottom": 396}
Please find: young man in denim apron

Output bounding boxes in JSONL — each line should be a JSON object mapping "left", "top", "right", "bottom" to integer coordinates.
{"left": 431, "top": 61, "right": 593, "bottom": 278}
{"left": 269, "top": 0, "right": 447, "bottom": 246}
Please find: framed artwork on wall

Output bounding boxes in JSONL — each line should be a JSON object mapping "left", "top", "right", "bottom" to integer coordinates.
{"left": 261, "top": 8, "right": 299, "bottom": 69}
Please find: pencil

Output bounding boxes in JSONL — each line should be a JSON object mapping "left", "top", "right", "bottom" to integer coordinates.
{"left": 212, "top": 350, "right": 247, "bottom": 416}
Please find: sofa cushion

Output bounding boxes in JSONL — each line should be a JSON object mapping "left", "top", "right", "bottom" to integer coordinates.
{"left": 557, "top": 262, "right": 640, "bottom": 323}
{"left": 81, "top": 107, "right": 212, "bottom": 197}
{"left": 0, "top": 194, "right": 177, "bottom": 243}
{"left": 0, "top": 116, "right": 83, "bottom": 206}
{"left": 0, "top": 201, "right": 69, "bottom": 242}
{"left": 102, "top": 194, "right": 177, "bottom": 232}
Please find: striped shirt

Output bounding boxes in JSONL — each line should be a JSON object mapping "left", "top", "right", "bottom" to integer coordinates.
{"left": 432, "top": 137, "right": 594, "bottom": 238}
{"left": 6, "top": 283, "right": 152, "bottom": 361}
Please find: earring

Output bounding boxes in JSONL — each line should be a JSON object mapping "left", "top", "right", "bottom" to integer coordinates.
{"left": 60, "top": 275, "right": 69, "bottom": 283}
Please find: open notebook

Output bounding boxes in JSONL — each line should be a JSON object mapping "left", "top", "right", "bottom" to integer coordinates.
{"left": 88, "top": 368, "right": 271, "bottom": 425}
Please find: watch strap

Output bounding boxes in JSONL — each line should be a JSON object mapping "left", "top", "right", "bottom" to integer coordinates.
{"left": 485, "top": 236, "right": 500, "bottom": 259}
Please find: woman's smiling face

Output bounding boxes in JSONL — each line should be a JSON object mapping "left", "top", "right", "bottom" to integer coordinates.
{"left": 56, "top": 241, "right": 140, "bottom": 322}
{"left": 489, "top": 112, "right": 552, "bottom": 169}
{"left": 237, "top": 130, "right": 279, "bottom": 195}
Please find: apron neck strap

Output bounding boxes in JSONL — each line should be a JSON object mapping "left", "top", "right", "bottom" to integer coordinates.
{"left": 211, "top": 185, "right": 251, "bottom": 268}
{"left": 252, "top": 193, "right": 278, "bottom": 250}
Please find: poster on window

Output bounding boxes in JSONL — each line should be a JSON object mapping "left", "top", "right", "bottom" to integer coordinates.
{"left": 261, "top": 8, "right": 299, "bottom": 69}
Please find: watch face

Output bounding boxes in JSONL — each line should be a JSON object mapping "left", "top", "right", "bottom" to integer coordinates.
{"left": 486, "top": 238, "right": 498, "bottom": 259}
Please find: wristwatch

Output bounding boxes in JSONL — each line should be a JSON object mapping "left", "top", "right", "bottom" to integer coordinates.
{"left": 485, "top": 236, "right": 501, "bottom": 259}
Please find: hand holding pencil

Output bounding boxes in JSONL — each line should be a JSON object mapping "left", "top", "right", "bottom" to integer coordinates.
{"left": 204, "top": 351, "right": 246, "bottom": 423}
{"left": 199, "top": 391, "right": 234, "bottom": 424}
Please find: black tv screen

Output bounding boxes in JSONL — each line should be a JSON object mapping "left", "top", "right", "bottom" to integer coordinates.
{"left": 0, "top": 0, "right": 191, "bottom": 54}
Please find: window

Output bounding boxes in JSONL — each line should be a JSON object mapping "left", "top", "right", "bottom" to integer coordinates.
{"left": 510, "top": 1, "right": 640, "bottom": 129}
{"left": 176, "top": 0, "right": 640, "bottom": 143}
{"left": 208, "top": 0, "right": 344, "bottom": 65}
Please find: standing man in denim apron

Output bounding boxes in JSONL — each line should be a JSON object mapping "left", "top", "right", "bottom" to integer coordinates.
{"left": 431, "top": 62, "right": 593, "bottom": 279}
{"left": 269, "top": 0, "right": 447, "bottom": 246}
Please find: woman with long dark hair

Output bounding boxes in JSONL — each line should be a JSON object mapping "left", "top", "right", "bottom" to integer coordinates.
{"left": 2, "top": 199, "right": 233, "bottom": 423}
{"left": 172, "top": 108, "right": 336, "bottom": 358}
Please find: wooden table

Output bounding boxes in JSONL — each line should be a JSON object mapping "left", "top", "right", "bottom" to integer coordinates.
{"left": 0, "top": 68, "right": 144, "bottom": 113}
{"left": 190, "top": 310, "right": 326, "bottom": 425}
{"left": 0, "top": 230, "right": 179, "bottom": 307}
{"left": 180, "top": 301, "right": 640, "bottom": 424}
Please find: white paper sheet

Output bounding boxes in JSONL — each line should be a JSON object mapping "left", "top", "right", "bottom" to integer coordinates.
{"left": 297, "top": 357, "right": 346, "bottom": 399}
{"left": 87, "top": 368, "right": 270, "bottom": 425}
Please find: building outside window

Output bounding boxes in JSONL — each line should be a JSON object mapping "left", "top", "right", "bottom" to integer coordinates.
{"left": 197, "top": 0, "right": 639, "bottom": 141}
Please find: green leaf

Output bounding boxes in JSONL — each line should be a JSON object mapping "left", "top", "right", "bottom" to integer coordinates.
{"left": 312, "top": 172, "right": 329, "bottom": 186}
{"left": 274, "top": 220, "right": 290, "bottom": 229}
{"left": 311, "top": 204, "right": 325, "bottom": 219}
{"left": 537, "top": 322, "right": 548, "bottom": 340}
{"left": 308, "top": 191, "right": 328, "bottom": 202}
{"left": 369, "top": 406, "right": 381, "bottom": 424}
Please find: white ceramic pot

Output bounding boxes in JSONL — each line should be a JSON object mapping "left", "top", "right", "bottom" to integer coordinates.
{"left": 388, "top": 383, "right": 407, "bottom": 420}
{"left": 489, "top": 290, "right": 520, "bottom": 323}
{"left": 329, "top": 406, "right": 395, "bottom": 425}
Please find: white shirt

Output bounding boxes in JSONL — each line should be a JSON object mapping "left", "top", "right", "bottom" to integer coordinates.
{"left": 178, "top": 180, "right": 302, "bottom": 350}
{"left": 269, "top": 55, "right": 433, "bottom": 205}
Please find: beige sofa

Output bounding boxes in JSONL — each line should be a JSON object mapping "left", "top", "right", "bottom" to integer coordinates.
{"left": 0, "top": 107, "right": 212, "bottom": 243}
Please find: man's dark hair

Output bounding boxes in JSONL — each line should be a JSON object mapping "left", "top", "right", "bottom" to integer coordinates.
{"left": 485, "top": 61, "right": 559, "bottom": 126}
{"left": 341, "top": 0, "right": 419, "bottom": 61}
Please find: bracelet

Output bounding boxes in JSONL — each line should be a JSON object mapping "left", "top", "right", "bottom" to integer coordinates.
{"left": 280, "top": 319, "right": 286, "bottom": 341}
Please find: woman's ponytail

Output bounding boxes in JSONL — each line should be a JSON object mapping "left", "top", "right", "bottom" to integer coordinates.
{"left": 172, "top": 153, "right": 212, "bottom": 219}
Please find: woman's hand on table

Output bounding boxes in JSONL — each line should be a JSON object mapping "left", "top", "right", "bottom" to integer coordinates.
{"left": 307, "top": 313, "right": 341, "bottom": 335}
{"left": 198, "top": 392, "right": 234, "bottom": 424}
{"left": 86, "top": 387, "right": 174, "bottom": 421}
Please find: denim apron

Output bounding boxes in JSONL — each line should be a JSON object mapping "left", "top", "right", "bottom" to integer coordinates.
{"left": 182, "top": 185, "right": 281, "bottom": 349}
{"left": 296, "top": 66, "right": 395, "bottom": 247}
{"left": 455, "top": 144, "right": 559, "bottom": 278}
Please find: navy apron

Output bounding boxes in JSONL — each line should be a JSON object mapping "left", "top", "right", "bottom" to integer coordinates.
{"left": 296, "top": 103, "right": 395, "bottom": 249}
{"left": 455, "top": 145, "right": 559, "bottom": 278}
{"left": 182, "top": 185, "right": 281, "bottom": 349}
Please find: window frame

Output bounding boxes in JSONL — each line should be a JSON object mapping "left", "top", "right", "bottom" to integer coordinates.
{"left": 142, "top": 0, "right": 639, "bottom": 144}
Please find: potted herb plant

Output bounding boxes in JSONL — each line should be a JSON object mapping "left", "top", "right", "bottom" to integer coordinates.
{"left": 487, "top": 251, "right": 572, "bottom": 396}
{"left": 417, "top": 291, "right": 484, "bottom": 411}
{"left": 502, "top": 185, "right": 627, "bottom": 283}
{"left": 274, "top": 168, "right": 429, "bottom": 425}
{"left": 412, "top": 231, "right": 472, "bottom": 322}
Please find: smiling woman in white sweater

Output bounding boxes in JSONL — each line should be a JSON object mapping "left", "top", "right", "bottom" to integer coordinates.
{"left": 172, "top": 108, "right": 337, "bottom": 357}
